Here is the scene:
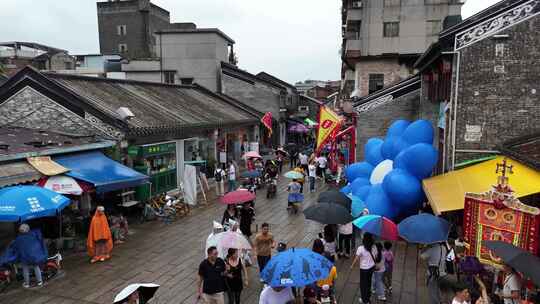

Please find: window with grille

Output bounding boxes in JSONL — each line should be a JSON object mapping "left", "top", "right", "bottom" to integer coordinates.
{"left": 117, "top": 25, "right": 127, "bottom": 36}
{"left": 383, "top": 22, "right": 399, "bottom": 37}
{"left": 368, "top": 74, "right": 384, "bottom": 94}
{"left": 118, "top": 44, "right": 128, "bottom": 53}
{"left": 164, "top": 71, "right": 175, "bottom": 84}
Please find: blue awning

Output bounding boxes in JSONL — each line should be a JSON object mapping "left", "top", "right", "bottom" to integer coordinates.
{"left": 53, "top": 151, "right": 149, "bottom": 193}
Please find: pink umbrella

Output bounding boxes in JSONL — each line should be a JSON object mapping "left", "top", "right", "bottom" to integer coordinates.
{"left": 217, "top": 231, "right": 252, "bottom": 250}
{"left": 243, "top": 151, "right": 262, "bottom": 159}
{"left": 288, "top": 124, "right": 309, "bottom": 133}
{"left": 220, "top": 190, "right": 256, "bottom": 205}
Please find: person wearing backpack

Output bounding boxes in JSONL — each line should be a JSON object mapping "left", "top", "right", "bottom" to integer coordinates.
{"left": 214, "top": 165, "right": 226, "bottom": 196}
{"left": 350, "top": 232, "right": 379, "bottom": 304}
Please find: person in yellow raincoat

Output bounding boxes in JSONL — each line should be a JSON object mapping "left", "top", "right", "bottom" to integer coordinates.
{"left": 87, "top": 206, "right": 113, "bottom": 263}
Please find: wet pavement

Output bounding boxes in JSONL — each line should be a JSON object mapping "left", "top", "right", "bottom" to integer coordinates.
{"left": 0, "top": 177, "right": 428, "bottom": 303}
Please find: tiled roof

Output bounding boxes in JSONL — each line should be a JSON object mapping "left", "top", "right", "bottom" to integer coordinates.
{"left": 500, "top": 132, "right": 540, "bottom": 171}
{"left": 0, "top": 127, "right": 113, "bottom": 160}
{"left": 42, "top": 72, "right": 258, "bottom": 134}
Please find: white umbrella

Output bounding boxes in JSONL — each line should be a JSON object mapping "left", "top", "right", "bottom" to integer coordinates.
{"left": 43, "top": 175, "right": 83, "bottom": 195}
{"left": 113, "top": 283, "right": 159, "bottom": 303}
{"left": 217, "top": 231, "right": 252, "bottom": 250}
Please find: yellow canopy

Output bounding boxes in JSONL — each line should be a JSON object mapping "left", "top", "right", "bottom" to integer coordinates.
{"left": 423, "top": 156, "right": 540, "bottom": 215}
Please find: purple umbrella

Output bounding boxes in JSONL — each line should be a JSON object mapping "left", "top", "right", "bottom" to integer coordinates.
{"left": 288, "top": 124, "right": 309, "bottom": 133}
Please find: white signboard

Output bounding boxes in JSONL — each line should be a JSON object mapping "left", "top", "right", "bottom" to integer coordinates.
{"left": 464, "top": 124, "right": 482, "bottom": 142}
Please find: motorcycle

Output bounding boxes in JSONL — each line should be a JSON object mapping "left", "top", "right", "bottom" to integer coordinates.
{"left": 0, "top": 264, "right": 12, "bottom": 292}
{"left": 0, "top": 252, "right": 63, "bottom": 291}
{"left": 266, "top": 177, "right": 277, "bottom": 199}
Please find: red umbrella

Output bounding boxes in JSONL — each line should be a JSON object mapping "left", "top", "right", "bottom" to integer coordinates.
{"left": 220, "top": 190, "right": 256, "bottom": 205}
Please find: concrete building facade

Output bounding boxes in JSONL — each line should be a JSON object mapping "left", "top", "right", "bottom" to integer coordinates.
{"left": 340, "top": 0, "right": 463, "bottom": 99}
{"left": 97, "top": 0, "right": 171, "bottom": 59}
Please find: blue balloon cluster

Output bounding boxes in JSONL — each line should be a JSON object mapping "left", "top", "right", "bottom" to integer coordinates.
{"left": 342, "top": 119, "right": 438, "bottom": 219}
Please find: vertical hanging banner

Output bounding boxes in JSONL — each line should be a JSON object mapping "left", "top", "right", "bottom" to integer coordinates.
{"left": 316, "top": 107, "right": 342, "bottom": 154}
{"left": 261, "top": 112, "right": 273, "bottom": 138}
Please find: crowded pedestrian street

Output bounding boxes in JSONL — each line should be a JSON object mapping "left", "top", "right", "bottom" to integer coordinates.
{"left": 0, "top": 176, "right": 430, "bottom": 304}
{"left": 2, "top": 1, "right": 540, "bottom": 303}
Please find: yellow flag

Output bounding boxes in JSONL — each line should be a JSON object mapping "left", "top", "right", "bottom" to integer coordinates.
{"left": 316, "top": 107, "right": 342, "bottom": 153}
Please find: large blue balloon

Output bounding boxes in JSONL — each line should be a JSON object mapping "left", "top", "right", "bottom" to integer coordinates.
{"left": 386, "top": 120, "right": 410, "bottom": 138}
{"left": 351, "top": 195, "right": 367, "bottom": 218}
{"left": 381, "top": 136, "right": 398, "bottom": 160}
{"left": 352, "top": 184, "right": 371, "bottom": 201}
{"left": 394, "top": 143, "right": 438, "bottom": 179}
{"left": 365, "top": 138, "right": 384, "bottom": 166}
{"left": 340, "top": 184, "right": 352, "bottom": 195}
{"left": 345, "top": 162, "right": 374, "bottom": 182}
{"left": 364, "top": 184, "right": 400, "bottom": 219}
{"left": 392, "top": 138, "right": 410, "bottom": 159}
{"left": 382, "top": 168, "right": 423, "bottom": 211}
{"left": 351, "top": 178, "right": 370, "bottom": 195}
{"left": 402, "top": 119, "right": 434, "bottom": 145}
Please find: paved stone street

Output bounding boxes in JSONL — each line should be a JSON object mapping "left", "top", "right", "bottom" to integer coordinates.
{"left": 0, "top": 178, "right": 428, "bottom": 304}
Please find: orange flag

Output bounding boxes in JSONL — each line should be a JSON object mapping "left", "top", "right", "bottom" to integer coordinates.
{"left": 261, "top": 112, "right": 273, "bottom": 137}
{"left": 316, "top": 107, "right": 342, "bottom": 153}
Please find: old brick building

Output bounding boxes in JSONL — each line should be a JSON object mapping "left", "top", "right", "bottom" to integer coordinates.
{"left": 415, "top": 0, "right": 540, "bottom": 171}
{"left": 97, "top": 0, "right": 171, "bottom": 59}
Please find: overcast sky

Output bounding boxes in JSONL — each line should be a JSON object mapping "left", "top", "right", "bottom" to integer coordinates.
{"left": 1, "top": 0, "right": 502, "bottom": 83}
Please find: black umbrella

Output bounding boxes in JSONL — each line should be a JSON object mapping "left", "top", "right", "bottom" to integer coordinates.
{"left": 483, "top": 240, "right": 540, "bottom": 286}
{"left": 303, "top": 203, "right": 353, "bottom": 224}
{"left": 318, "top": 191, "right": 352, "bottom": 211}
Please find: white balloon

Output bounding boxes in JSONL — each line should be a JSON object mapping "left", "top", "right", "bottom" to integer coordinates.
{"left": 369, "top": 159, "right": 393, "bottom": 185}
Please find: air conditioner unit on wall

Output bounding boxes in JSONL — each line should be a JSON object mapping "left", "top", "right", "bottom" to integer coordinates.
{"left": 352, "top": 1, "right": 362, "bottom": 8}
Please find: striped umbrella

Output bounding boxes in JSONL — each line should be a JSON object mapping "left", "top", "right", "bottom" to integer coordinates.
{"left": 353, "top": 215, "right": 399, "bottom": 240}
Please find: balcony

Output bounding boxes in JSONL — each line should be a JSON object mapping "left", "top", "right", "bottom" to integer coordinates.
{"left": 345, "top": 36, "right": 362, "bottom": 60}
{"left": 346, "top": 8, "right": 362, "bottom": 24}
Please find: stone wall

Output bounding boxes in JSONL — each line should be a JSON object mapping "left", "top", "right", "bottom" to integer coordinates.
{"left": 0, "top": 87, "right": 118, "bottom": 138}
{"left": 356, "top": 90, "right": 419, "bottom": 159}
{"left": 454, "top": 16, "right": 540, "bottom": 164}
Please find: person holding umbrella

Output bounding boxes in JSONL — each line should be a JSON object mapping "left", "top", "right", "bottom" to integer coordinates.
{"left": 113, "top": 283, "right": 160, "bottom": 304}
{"left": 286, "top": 179, "right": 303, "bottom": 214}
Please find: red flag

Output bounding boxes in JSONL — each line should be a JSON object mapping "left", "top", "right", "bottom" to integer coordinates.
{"left": 261, "top": 112, "right": 273, "bottom": 137}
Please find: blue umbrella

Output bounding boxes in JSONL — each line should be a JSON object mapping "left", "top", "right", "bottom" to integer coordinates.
{"left": 240, "top": 170, "right": 261, "bottom": 178}
{"left": 261, "top": 248, "right": 333, "bottom": 287}
{"left": 283, "top": 171, "right": 303, "bottom": 179}
{"left": 398, "top": 213, "right": 450, "bottom": 244}
{"left": 0, "top": 186, "right": 71, "bottom": 222}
